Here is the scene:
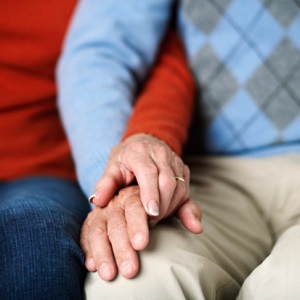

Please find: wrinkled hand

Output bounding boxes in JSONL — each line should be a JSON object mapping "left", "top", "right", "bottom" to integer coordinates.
{"left": 81, "top": 186, "right": 202, "bottom": 281}
{"left": 90, "top": 133, "right": 193, "bottom": 227}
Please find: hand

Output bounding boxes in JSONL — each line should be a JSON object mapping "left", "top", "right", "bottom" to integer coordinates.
{"left": 81, "top": 186, "right": 203, "bottom": 281}
{"left": 82, "top": 186, "right": 148, "bottom": 281}
{"left": 90, "top": 133, "right": 191, "bottom": 224}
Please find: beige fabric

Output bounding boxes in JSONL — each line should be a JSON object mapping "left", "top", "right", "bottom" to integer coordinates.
{"left": 238, "top": 224, "right": 300, "bottom": 300}
{"left": 84, "top": 154, "right": 300, "bottom": 300}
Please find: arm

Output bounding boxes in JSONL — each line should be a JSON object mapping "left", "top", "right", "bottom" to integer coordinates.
{"left": 57, "top": 0, "right": 174, "bottom": 197}
{"left": 59, "top": 1, "right": 202, "bottom": 280}
{"left": 91, "top": 30, "right": 197, "bottom": 224}
{"left": 82, "top": 30, "right": 203, "bottom": 281}
{"left": 122, "top": 29, "right": 195, "bottom": 156}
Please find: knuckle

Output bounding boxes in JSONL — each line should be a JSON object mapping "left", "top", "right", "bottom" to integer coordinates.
{"left": 174, "top": 154, "right": 183, "bottom": 164}
{"left": 176, "top": 181, "right": 189, "bottom": 200}
{"left": 114, "top": 246, "right": 133, "bottom": 261}
{"left": 107, "top": 220, "right": 127, "bottom": 238}
{"left": 141, "top": 164, "right": 158, "bottom": 176}
{"left": 176, "top": 183, "right": 186, "bottom": 197}
{"left": 160, "top": 174, "right": 177, "bottom": 190}
{"left": 118, "top": 186, "right": 140, "bottom": 202}
{"left": 89, "top": 225, "right": 107, "bottom": 240}
{"left": 184, "top": 164, "right": 190, "bottom": 175}
{"left": 154, "top": 145, "right": 170, "bottom": 159}
{"left": 157, "top": 144, "right": 168, "bottom": 153}
{"left": 125, "top": 201, "right": 144, "bottom": 216}
{"left": 129, "top": 142, "right": 147, "bottom": 153}
{"left": 117, "top": 188, "right": 127, "bottom": 199}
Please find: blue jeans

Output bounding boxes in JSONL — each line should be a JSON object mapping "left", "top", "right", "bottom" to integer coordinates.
{"left": 0, "top": 176, "right": 91, "bottom": 299}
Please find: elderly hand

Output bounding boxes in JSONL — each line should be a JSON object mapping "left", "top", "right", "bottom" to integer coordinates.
{"left": 90, "top": 133, "right": 195, "bottom": 228}
{"left": 81, "top": 185, "right": 202, "bottom": 281}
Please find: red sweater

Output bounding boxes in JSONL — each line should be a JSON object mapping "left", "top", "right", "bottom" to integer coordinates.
{"left": 122, "top": 31, "right": 195, "bottom": 155}
{"left": 0, "top": 0, "right": 195, "bottom": 181}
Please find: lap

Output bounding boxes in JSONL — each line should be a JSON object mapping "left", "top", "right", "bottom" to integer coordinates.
{"left": 0, "top": 176, "right": 91, "bottom": 299}
{"left": 238, "top": 224, "right": 300, "bottom": 300}
{"left": 84, "top": 156, "right": 275, "bottom": 300}
{"left": 84, "top": 217, "right": 240, "bottom": 300}
{"left": 84, "top": 154, "right": 300, "bottom": 300}
{"left": 0, "top": 176, "right": 90, "bottom": 215}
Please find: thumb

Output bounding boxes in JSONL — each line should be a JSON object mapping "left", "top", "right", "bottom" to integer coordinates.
{"left": 175, "top": 198, "right": 203, "bottom": 234}
{"left": 91, "top": 165, "right": 133, "bottom": 207}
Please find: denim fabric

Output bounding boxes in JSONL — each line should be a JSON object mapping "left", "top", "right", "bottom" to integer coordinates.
{"left": 0, "top": 176, "right": 91, "bottom": 299}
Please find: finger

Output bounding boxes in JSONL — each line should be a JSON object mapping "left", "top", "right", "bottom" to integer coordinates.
{"left": 91, "top": 164, "right": 134, "bottom": 207}
{"left": 154, "top": 152, "right": 178, "bottom": 218}
{"left": 175, "top": 198, "right": 203, "bottom": 234}
{"left": 107, "top": 197, "right": 140, "bottom": 279}
{"left": 124, "top": 150, "right": 160, "bottom": 217}
{"left": 80, "top": 218, "right": 97, "bottom": 272}
{"left": 87, "top": 210, "right": 117, "bottom": 281}
{"left": 122, "top": 187, "right": 149, "bottom": 251}
{"left": 160, "top": 161, "right": 189, "bottom": 218}
{"left": 184, "top": 164, "right": 190, "bottom": 196}
{"left": 131, "top": 146, "right": 179, "bottom": 218}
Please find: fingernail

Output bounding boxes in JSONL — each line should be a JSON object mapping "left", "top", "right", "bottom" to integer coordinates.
{"left": 147, "top": 200, "right": 159, "bottom": 216}
{"left": 86, "top": 258, "right": 96, "bottom": 270}
{"left": 120, "top": 260, "right": 134, "bottom": 276}
{"left": 88, "top": 194, "right": 96, "bottom": 203}
{"left": 99, "top": 263, "right": 112, "bottom": 280}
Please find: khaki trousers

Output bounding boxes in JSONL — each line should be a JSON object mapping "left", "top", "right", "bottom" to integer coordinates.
{"left": 84, "top": 154, "right": 300, "bottom": 300}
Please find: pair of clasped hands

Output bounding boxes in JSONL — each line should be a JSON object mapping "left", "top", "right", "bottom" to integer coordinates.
{"left": 81, "top": 133, "right": 203, "bottom": 281}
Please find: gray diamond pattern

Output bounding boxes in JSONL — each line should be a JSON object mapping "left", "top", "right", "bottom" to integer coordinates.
{"left": 193, "top": 45, "right": 222, "bottom": 84}
{"left": 183, "top": 0, "right": 300, "bottom": 139}
{"left": 267, "top": 0, "right": 299, "bottom": 27}
{"left": 206, "top": 67, "right": 238, "bottom": 110}
{"left": 182, "top": 0, "right": 224, "bottom": 34}
{"left": 246, "top": 65, "right": 279, "bottom": 106}
{"left": 214, "top": 0, "right": 233, "bottom": 10}
{"left": 267, "top": 38, "right": 300, "bottom": 79}
{"left": 264, "top": 90, "right": 300, "bottom": 129}
{"left": 288, "top": 65, "right": 300, "bottom": 102}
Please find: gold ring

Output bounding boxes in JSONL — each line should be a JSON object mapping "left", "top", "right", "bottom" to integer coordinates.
{"left": 175, "top": 176, "right": 185, "bottom": 183}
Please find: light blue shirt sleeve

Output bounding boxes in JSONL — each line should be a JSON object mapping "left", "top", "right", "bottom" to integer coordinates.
{"left": 57, "top": 0, "right": 173, "bottom": 197}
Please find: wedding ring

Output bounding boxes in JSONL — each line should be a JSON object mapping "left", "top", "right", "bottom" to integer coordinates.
{"left": 175, "top": 176, "right": 185, "bottom": 183}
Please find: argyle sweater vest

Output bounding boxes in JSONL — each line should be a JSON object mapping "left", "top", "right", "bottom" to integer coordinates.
{"left": 178, "top": 0, "right": 300, "bottom": 155}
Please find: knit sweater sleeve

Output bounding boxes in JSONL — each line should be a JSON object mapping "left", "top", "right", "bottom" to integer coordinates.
{"left": 57, "top": 0, "right": 173, "bottom": 197}
{"left": 122, "top": 30, "right": 195, "bottom": 156}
